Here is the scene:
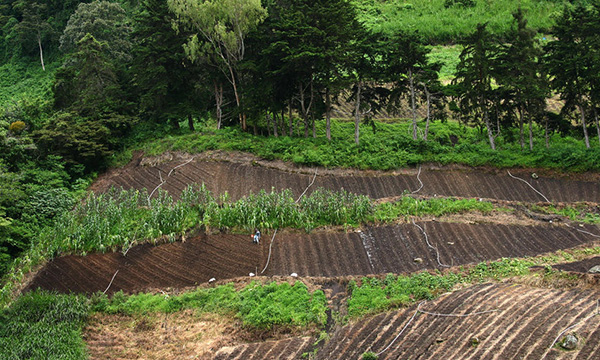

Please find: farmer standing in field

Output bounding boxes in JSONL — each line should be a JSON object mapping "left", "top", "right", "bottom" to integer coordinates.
{"left": 253, "top": 228, "right": 261, "bottom": 244}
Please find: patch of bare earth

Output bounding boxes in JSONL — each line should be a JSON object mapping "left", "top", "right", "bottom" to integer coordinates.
{"left": 84, "top": 311, "right": 249, "bottom": 360}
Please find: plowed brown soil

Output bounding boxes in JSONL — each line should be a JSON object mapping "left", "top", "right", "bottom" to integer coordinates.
{"left": 317, "top": 283, "right": 600, "bottom": 360}
{"left": 26, "top": 233, "right": 264, "bottom": 295}
{"left": 554, "top": 256, "right": 600, "bottom": 274}
{"left": 213, "top": 336, "right": 315, "bottom": 360}
{"left": 91, "top": 153, "right": 600, "bottom": 203}
{"left": 26, "top": 222, "right": 600, "bottom": 295}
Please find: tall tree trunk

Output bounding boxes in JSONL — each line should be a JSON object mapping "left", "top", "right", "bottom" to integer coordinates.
{"left": 409, "top": 67, "right": 417, "bottom": 140}
{"left": 528, "top": 112, "right": 533, "bottom": 151}
{"left": 188, "top": 114, "right": 195, "bottom": 131}
{"left": 288, "top": 99, "right": 293, "bottom": 137}
{"left": 298, "top": 81, "right": 314, "bottom": 138}
{"left": 518, "top": 106, "right": 525, "bottom": 151}
{"left": 226, "top": 63, "right": 245, "bottom": 131}
{"left": 37, "top": 32, "right": 45, "bottom": 71}
{"left": 482, "top": 97, "right": 495, "bottom": 150}
{"left": 298, "top": 83, "right": 309, "bottom": 138}
{"left": 354, "top": 81, "right": 362, "bottom": 145}
{"left": 325, "top": 87, "right": 331, "bottom": 141}
{"left": 272, "top": 112, "right": 278, "bottom": 137}
{"left": 578, "top": 104, "right": 590, "bottom": 149}
{"left": 544, "top": 115, "right": 550, "bottom": 149}
{"left": 594, "top": 107, "right": 600, "bottom": 146}
{"left": 545, "top": 114, "right": 550, "bottom": 149}
{"left": 422, "top": 83, "right": 431, "bottom": 141}
{"left": 214, "top": 81, "right": 223, "bottom": 130}
{"left": 281, "top": 109, "right": 286, "bottom": 136}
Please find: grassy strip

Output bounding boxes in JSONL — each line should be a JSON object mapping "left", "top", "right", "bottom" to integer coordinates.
{"left": 124, "top": 121, "right": 600, "bottom": 173}
{"left": 372, "top": 196, "right": 493, "bottom": 222}
{"left": 347, "top": 246, "right": 600, "bottom": 318}
{"left": 92, "top": 281, "right": 328, "bottom": 330}
{"left": 532, "top": 204, "right": 600, "bottom": 224}
{"left": 0, "top": 291, "right": 89, "bottom": 360}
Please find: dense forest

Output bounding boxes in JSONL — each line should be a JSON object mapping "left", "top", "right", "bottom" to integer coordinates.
{"left": 1, "top": 0, "right": 600, "bottom": 278}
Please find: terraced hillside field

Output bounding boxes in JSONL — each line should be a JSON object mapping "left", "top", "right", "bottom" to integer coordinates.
{"left": 27, "top": 222, "right": 600, "bottom": 295}
{"left": 91, "top": 153, "right": 600, "bottom": 203}
{"left": 316, "top": 283, "right": 600, "bottom": 360}
{"left": 22, "top": 152, "right": 600, "bottom": 359}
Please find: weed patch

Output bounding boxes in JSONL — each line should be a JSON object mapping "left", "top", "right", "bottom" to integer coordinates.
{"left": 0, "top": 291, "right": 89, "bottom": 360}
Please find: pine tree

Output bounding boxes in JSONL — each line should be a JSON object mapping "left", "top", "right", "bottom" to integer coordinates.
{"left": 496, "top": 8, "right": 547, "bottom": 151}
{"left": 453, "top": 23, "right": 500, "bottom": 150}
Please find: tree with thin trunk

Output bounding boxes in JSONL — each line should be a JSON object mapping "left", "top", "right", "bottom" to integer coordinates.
{"left": 168, "top": 0, "right": 267, "bottom": 131}
{"left": 14, "top": 2, "right": 52, "bottom": 71}
{"left": 545, "top": 2, "right": 600, "bottom": 149}
{"left": 453, "top": 23, "right": 500, "bottom": 150}
{"left": 384, "top": 31, "right": 435, "bottom": 141}
{"left": 496, "top": 8, "right": 547, "bottom": 151}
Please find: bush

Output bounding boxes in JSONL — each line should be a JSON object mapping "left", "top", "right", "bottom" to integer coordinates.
{"left": 362, "top": 352, "right": 379, "bottom": 360}
{"left": 8, "top": 121, "right": 26, "bottom": 134}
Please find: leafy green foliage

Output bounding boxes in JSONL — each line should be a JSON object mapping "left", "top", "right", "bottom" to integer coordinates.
{"left": 362, "top": 351, "right": 379, "bottom": 360}
{"left": 354, "top": 0, "right": 563, "bottom": 43}
{"left": 0, "top": 291, "right": 89, "bottom": 360}
{"left": 60, "top": 0, "right": 132, "bottom": 62}
{"left": 348, "top": 257, "right": 532, "bottom": 317}
{"left": 91, "top": 281, "right": 328, "bottom": 330}
{"left": 238, "top": 281, "right": 328, "bottom": 329}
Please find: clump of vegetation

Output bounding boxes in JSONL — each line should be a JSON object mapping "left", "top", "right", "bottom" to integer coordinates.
{"left": 362, "top": 351, "right": 379, "bottom": 360}
{"left": 91, "top": 281, "right": 328, "bottom": 330}
{"left": 372, "top": 196, "right": 493, "bottom": 222}
{"left": 348, "top": 257, "right": 535, "bottom": 317}
{"left": 532, "top": 204, "right": 600, "bottom": 224}
{"left": 0, "top": 291, "right": 89, "bottom": 360}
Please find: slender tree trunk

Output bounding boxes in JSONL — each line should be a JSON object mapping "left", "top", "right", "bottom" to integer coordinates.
{"left": 281, "top": 109, "right": 285, "bottom": 135}
{"left": 354, "top": 81, "right": 362, "bottom": 145}
{"left": 545, "top": 115, "right": 550, "bottom": 149}
{"left": 288, "top": 99, "right": 293, "bottom": 136}
{"left": 171, "top": 118, "right": 180, "bottom": 129}
{"left": 298, "top": 83, "right": 308, "bottom": 138}
{"left": 578, "top": 104, "right": 590, "bottom": 149}
{"left": 518, "top": 106, "right": 525, "bottom": 151}
{"left": 37, "top": 33, "right": 45, "bottom": 71}
{"left": 298, "top": 81, "right": 314, "bottom": 138}
{"left": 409, "top": 68, "right": 417, "bottom": 140}
{"left": 225, "top": 63, "right": 245, "bottom": 131}
{"left": 214, "top": 81, "right": 223, "bottom": 130}
{"left": 594, "top": 106, "right": 600, "bottom": 146}
{"left": 325, "top": 87, "right": 331, "bottom": 141}
{"left": 272, "top": 112, "right": 278, "bottom": 137}
{"left": 528, "top": 113, "right": 533, "bottom": 151}
{"left": 482, "top": 97, "right": 495, "bottom": 150}
{"left": 188, "top": 114, "right": 195, "bottom": 131}
{"left": 422, "top": 84, "right": 431, "bottom": 141}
